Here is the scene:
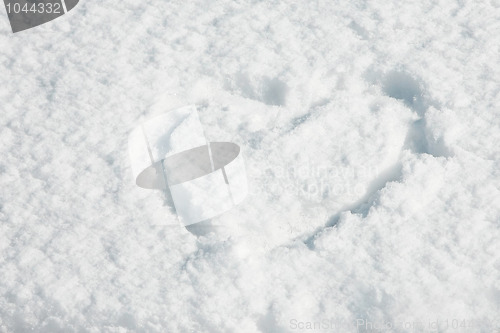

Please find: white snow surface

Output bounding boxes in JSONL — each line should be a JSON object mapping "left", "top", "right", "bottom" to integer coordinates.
{"left": 1, "top": 0, "right": 500, "bottom": 332}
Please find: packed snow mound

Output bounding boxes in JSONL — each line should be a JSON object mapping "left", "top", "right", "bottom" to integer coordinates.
{"left": 0, "top": 0, "right": 499, "bottom": 332}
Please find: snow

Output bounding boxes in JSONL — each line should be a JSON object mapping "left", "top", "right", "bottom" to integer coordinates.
{"left": 0, "top": 0, "right": 499, "bottom": 332}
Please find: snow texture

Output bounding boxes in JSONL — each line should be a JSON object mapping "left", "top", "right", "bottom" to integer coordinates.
{"left": 0, "top": 0, "right": 499, "bottom": 332}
